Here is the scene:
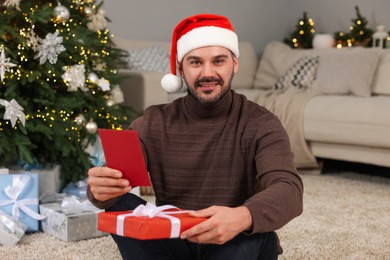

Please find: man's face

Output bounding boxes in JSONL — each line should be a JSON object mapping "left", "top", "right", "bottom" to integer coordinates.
{"left": 180, "top": 46, "right": 239, "bottom": 106}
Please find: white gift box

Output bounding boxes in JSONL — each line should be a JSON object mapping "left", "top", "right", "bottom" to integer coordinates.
{"left": 10, "top": 165, "right": 61, "bottom": 197}
{"left": 40, "top": 199, "right": 108, "bottom": 241}
{"left": 0, "top": 168, "right": 9, "bottom": 175}
{"left": 0, "top": 210, "right": 28, "bottom": 246}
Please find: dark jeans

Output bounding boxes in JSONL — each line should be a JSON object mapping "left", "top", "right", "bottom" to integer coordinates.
{"left": 107, "top": 193, "right": 278, "bottom": 260}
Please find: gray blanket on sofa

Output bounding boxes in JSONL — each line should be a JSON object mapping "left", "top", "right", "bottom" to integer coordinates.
{"left": 255, "top": 88, "right": 321, "bottom": 169}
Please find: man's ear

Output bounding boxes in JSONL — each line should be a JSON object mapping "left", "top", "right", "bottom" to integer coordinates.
{"left": 233, "top": 56, "right": 239, "bottom": 74}
{"left": 179, "top": 63, "right": 184, "bottom": 77}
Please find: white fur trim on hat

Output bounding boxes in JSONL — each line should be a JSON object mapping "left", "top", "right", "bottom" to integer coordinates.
{"left": 161, "top": 73, "right": 183, "bottom": 93}
{"left": 177, "top": 26, "right": 239, "bottom": 62}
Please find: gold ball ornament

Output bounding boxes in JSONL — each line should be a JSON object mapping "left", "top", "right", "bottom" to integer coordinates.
{"left": 74, "top": 114, "right": 86, "bottom": 126}
{"left": 85, "top": 120, "right": 98, "bottom": 134}
{"left": 53, "top": 5, "right": 70, "bottom": 22}
{"left": 83, "top": 6, "right": 94, "bottom": 17}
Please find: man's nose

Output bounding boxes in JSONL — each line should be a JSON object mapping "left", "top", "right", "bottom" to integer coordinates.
{"left": 201, "top": 63, "right": 215, "bottom": 77}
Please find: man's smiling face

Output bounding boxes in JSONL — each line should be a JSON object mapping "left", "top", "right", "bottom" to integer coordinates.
{"left": 180, "top": 46, "right": 238, "bottom": 106}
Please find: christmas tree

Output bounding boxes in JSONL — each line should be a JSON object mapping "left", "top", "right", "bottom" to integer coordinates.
{"left": 348, "top": 6, "right": 373, "bottom": 46}
{"left": 334, "top": 6, "right": 373, "bottom": 47}
{"left": 284, "top": 12, "right": 316, "bottom": 49}
{"left": 0, "top": 0, "right": 137, "bottom": 184}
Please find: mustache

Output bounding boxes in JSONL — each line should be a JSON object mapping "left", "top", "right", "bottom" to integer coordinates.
{"left": 195, "top": 77, "right": 223, "bottom": 87}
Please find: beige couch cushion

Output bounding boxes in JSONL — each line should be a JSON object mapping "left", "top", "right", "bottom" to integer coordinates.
{"left": 310, "top": 48, "right": 379, "bottom": 97}
{"left": 371, "top": 49, "right": 390, "bottom": 95}
{"left": 304, "top": 95, "right": 390, "bottom": 148}
{"left": 231, "top": 42, "right": 258, "bottom": 89}
{"left": 254, "top": 42, "right": 380, "bottom": 97}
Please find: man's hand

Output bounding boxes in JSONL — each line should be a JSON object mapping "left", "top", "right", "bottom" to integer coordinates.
{"left": 88, "top": 167, "right": 132, "bottom": 202}
{"left": 180, "top": 205, "right": 252, "bottom": 245}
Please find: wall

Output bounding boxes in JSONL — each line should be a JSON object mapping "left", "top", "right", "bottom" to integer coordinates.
{"left": 103, "top": 0, "right": 390, "bottom": 54}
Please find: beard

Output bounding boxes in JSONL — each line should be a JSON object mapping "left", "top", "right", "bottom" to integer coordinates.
{"left": 184, "top": 71, "right": 235, "bottom": 106}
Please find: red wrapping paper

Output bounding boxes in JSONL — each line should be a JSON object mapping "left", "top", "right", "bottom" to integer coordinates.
{"left": 98, "top": 210, "right": 207, "bottom": 240}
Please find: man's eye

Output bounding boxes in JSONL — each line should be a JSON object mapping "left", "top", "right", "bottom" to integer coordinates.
{"left": 190, "top": 60, "right": 201, "bottom": 65}
{"left": 214, "top": 59, "right": 224, "bottom": 64}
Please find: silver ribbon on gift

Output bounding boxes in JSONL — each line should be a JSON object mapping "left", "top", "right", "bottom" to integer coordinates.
{"left": 0, "top": 174, "right": 46, "bottom": 221}
{"left": 0, "top": 209, "right": 27, "bottom": 235}
{"left": 60, "top": 196, "right": 96, "bottom": 209}
{"left": 116, "top": 203, "right": 191, "bottom": 238}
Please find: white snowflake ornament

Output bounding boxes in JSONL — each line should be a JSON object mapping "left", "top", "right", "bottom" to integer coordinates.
{"left": 87, "top": 10, "right": 108, "bottom": 32}
{"left": 62, "top": 64, "right": 87, "bottom": 92}
{"left": 97, "top": 77, "right": 110, "bottom": 91}
{"left": 34, "top": 31, "right": 66, "bottom": 65}
{"left": 0, "top": 47, "right": 17, "bottom": 82}
{"left": 3, "top": 0, "right": 21, "bottom": 11}
{"left": 26, "top": 30, "right": 40, "bottom": 52}
{"left": 0, "top": 98, "right": 26, "bottom": 127}
{"left": 109, "top": 85, "right": 124, "bottom": 104}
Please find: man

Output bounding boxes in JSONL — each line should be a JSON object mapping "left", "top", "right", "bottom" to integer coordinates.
{"left": 88, "top": 14, "right": 303, "bottom": 259}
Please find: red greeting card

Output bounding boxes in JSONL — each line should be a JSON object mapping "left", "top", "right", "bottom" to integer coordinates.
{"left": 98, "top": 129, "right": 151, "bottom": 186}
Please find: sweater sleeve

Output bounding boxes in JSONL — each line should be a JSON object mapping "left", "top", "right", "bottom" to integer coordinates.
{"left": 87, "top": 185, "right": 121, "bottom": 209}
{"left": 243, "top": 114, "right": 304, "bottom": 234}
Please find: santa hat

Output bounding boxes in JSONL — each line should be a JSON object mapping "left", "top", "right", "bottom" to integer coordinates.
{"left": 161, "top": 14, "right": 239, "bottom": 93}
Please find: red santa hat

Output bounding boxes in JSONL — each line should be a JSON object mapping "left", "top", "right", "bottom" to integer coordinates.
{"left": 161, "top": 14, "right": 239, "bottom": 93}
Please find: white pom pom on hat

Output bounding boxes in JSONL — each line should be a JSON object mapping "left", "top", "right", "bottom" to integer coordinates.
{"left": 161, "top": 73, "right": 183, "bottom": 93}
{"left": 161, "top": 14, "right": 239, "bottom": 93}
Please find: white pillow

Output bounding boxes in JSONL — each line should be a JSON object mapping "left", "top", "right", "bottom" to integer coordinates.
{"left": 255, "top": 42, "right": 380, "bottom": 97}
{"left": 275, "top": 56, "right": 319, "bottom": 90}
{"left": 128, "top": 46, "right": 170, "bottom": 73}
{"left": 371, "top": 49, "right": 390, "bottom": 95}
{"left": 311, "top": 48, "right": 379, "bottom": 97}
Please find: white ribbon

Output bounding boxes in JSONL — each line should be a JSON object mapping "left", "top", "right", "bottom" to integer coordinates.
{"left": 0, "top": 209, "right": 27, "bottom": 235}
{"left": 0, "top": 174, "right": 46, "bottom": 221}
{"left": 116, "top": 203, "right": 190, "bottom": 238}
{"left": 60, "top": 196, "right": 95, "bottom": 209}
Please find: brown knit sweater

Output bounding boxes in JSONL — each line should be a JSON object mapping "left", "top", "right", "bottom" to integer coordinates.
{"left": 89, "top": 90, "right": 303, "bottom": 235}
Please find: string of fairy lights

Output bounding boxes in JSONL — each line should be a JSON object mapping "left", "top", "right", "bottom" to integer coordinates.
{"left": 0, "top": 0, "right": 127, "bottom": 138}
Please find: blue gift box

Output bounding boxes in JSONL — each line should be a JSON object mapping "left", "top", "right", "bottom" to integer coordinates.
{"left": 62, "top": 178, "right": 88, "bottom": 200}
{"left": 0, "top": 173, "right": 45, "bottom": 232}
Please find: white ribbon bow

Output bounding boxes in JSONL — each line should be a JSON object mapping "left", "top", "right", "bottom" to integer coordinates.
{"left": 116, "top": 203, "right": 190, "bottom": 238}
{"left": 0, "top": 174, "right": 46, "bottom": 221}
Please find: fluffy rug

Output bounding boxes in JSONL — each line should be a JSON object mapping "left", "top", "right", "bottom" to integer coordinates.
{"left": 1, "top": 171, "right": 389, "bottom": 260}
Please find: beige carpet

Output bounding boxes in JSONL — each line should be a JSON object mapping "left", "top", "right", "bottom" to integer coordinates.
{"left": 1, "top": 172, "right": 389, "bottom": 260}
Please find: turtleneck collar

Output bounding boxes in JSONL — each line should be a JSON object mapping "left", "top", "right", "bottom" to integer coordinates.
{"left": 183, "top": 89, "right": 234, "bottom": 123}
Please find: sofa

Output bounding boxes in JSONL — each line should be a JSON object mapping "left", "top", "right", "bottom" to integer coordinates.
{"left": 114, "top": 38, "right": 390, "bottom": 170}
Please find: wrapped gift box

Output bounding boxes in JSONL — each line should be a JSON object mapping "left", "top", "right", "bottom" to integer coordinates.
{"left": 98, "top": 204, "right": 207, "bottom": 240}
{"left": 0, "top": 168, "right": 9, "bottom": 175}
{"left": 62, "top": 178, "right": 88, "bottom": 200}
{"left": 0, "top": 173, "right": 43, "bottom": 232}
{"left": 10, "top": 165, "right": 61, "bottom": 197}
{"left": 0, "top": 210, "right": 28, "bottom": 246}
{"left": 40, "top": 202, "right": 108, "bottom": 241}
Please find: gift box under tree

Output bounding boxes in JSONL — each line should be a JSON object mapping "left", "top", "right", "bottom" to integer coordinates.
{"left": 0, "top": 173, "right": 45, "bottom": 232}
{"left": 40, "top": 198, "right": 108, "bottom": 242}
{"left": 0, "top": 209, "right": 28, "bottom": 246}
